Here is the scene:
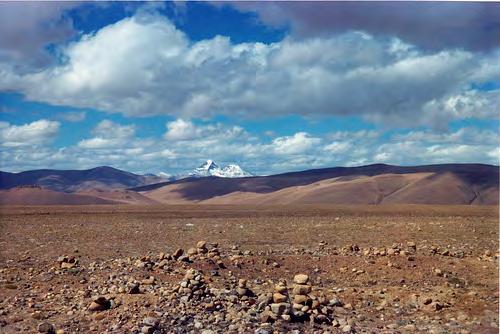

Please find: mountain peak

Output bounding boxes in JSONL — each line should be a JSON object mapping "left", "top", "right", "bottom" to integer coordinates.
{"left": 198, "top": 160, "right": 219, "bottom": 171}
{"left": 190, "top": 160, "right": 252, "bottom": 178}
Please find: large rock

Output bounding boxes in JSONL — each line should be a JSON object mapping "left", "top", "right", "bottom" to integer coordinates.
{"left": 292, "top": 284, "right": 311, "bottom": 295}
{"left": 293, "top": 274, "right": 309, "bottom": 284}
{"left": 88, "top": 296, "right": 111, "bottom": 312}
{"left": 172, "top": 248, "right": 184, "bottom": 259}
{"left": 293, "top": 294, "right": 309, "bottom": 304}
{"left": 273, "top": 293, "right": 287, "bottom": 303}
{"left": 270, "top": 303, "right": 290, "bottom": 316}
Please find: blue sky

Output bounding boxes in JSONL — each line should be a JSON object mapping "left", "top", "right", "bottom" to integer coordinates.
{"left": 0, "top": 2, "right": 498, "bottom": 175}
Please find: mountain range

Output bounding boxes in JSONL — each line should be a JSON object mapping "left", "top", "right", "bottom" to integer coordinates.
{"left": 190, "top": 160, "right": 253, "bottom": 178}
{"left": 0, "top": 162, "right": 498, "bottom": 206}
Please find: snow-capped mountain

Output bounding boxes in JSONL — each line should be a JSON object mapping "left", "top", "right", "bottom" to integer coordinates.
{"left": 190, "top": 160, "right": 253, "bottom": 178}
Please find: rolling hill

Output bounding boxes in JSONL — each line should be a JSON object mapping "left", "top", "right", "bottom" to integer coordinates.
{"left": 139, "top": 163, "right": 499, "bottom": 205}
{"left": 0, "top": 186, "right": 118, "bottom": 205}
{"left": 0, "top": 166, "right": 164, "bottom": 192}
{"left": 0, "top": 163, "right": 497, "bottom": 206}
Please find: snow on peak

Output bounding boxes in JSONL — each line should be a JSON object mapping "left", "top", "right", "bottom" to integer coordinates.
{"left": 190, "top": 160, "right": 252, "bottom": 178}
{"left": 198, "top": 160, "right": 218, "bottom": 171}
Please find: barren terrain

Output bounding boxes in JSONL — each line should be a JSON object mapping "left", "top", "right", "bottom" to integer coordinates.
{"left": 0, "top": 204, "right": 498, "bottom": 333}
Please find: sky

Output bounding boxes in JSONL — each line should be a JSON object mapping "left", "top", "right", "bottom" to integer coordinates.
{"left": 0, "top": 1, "right": 499, "bottom": 176}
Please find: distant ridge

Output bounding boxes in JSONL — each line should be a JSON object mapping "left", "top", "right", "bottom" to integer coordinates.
{"left": 0, "top": 163, "right": 498, "bottom": 206}
{"left": 139, "top": 163, "right": 499, "bottom": 205}
{"left": 0, "top": 166, "right": 165, "bottom": 192}
{"left": 131, "top": 163, "right": 498, "bottom": 192}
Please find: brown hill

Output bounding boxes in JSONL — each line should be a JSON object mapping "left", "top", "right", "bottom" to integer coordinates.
{"left": 0, "top": 187, "right": 118, "bottom": 206}
{"left": 144, "top": 172, "right": 499, "bottom": 205}
{"left": 0, "top": 166, "right": 165, "bottom": 192}
{"left": 1, "top": 164, "right": 497, "bottom": 206}
{"left": 77, "top": 189, "right": 159, "bottom": 205}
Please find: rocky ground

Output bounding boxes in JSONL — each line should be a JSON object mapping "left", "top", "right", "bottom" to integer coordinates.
{"left": 0, "top": 204, "right": 498, "bottom": 333}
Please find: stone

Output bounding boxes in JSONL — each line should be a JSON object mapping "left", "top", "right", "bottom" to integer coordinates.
{"left": 281, "top": 314, "right": 291, "bottom": 321}
{"left": 142, "top": 317, "right": 160, "bottom": 327}
{"left": 274, "top": 284, "right": 287, "bottom": 294}
{"left": 142, "top": 276, "right": 155, "bottom": 285}
{"left": 293, "top": 294, "right": 309, "bottom": 304}
{"left": 293, "top": 274, "right": 309, "bottom": 284}
{"left": 141, "top": 326, "right": 153, "bottom": 334}
{"left": 88, "top": 297, "right": 110, "bottom": 312}
{"left": 273, "top": 293, "right": 287, "bottom": 303}
{"left": 237, "top": 287, "right": 248, "bottom": 296}
{"left": 197, "top": 240, "right": 207, "bottom": 249}
{"left": 60, "top": 262, "right": 76, "bottom": 269}
{"left": 187, "top": 248, "right": 198, "bottom": 256}
{"left": 172, "top": 248, "right": 184, "bottom": 259}
{"left": 128, "top": 283, "right": 140, "bottom": 294}
{"left": 271, "top": 303, "right": 289, "bottom": 316}
{"left": 260, "top": 311, "right": 274, "bottom": 323}
{"left": 292, "top": 284, "right": 311, "bottom": 295}
{"left": 37, "top": 322, "right": 54, "bottom": 333}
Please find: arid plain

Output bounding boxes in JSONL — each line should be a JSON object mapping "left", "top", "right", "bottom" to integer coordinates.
{"left": 0, "top": 204, "right": 498, "bottom": 333}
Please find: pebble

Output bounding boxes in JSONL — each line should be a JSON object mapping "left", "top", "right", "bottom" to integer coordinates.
{"left": 37, "top": 322, "right": 54, "bottom": 333}
{"left": 342, "top": 324, "right": 352, "bottom": 333}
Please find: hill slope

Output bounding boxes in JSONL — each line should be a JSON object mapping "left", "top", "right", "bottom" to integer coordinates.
{"left": 199, "top": 172, "right": 498, "bottom": 205}
{"left": 0, "top": 187, "right": 118, "bottom": 205}
{"left": 0, "top": 166, "right": 163, "bottom": 192}
{"left": 141, "top": 163, "right": 499, "bottom": 205}
{"left": 1, "top": 164, "right": 497, "bottom": 206}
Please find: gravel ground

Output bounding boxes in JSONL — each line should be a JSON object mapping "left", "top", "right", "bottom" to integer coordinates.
{"left": 0, "top": 204, "right": 498, "bottom": 333}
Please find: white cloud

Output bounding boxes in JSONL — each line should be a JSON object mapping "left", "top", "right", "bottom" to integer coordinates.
{"left": 77, "top": 120, "right": 135, "bottom": 149}
{"left": 164, "top": 119, "right": 201, "bottom": 141}
{"left": 1, "top": 12, "right": 497, "bottom": 127}
{"left": 0, "top": 119, "right": 60, "bottom": 147}
{"left": 374, "top": 128, "right": 500, "bottom": 165}
{"left": 0, "top": 118, "right": 497, "bottom": 175}
{"left": 324, "top": 141, "right": 351, "bottom": 154}
{"left": 393, "top": 127, "right": 500, "bottom": 146}
{"left": 164, "top": 118, "right": 247, "bottom": 142}
{"left": 273, "top": 132, "right": 321, "bottom": 155}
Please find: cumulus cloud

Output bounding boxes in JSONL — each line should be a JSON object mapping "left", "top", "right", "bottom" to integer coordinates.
{"left": 164, "top": 119, "right": 246, "bottom": 142}
{"left": 0, "top": 119, "right": 60, "bottom": 147}
{"left": 78, "top": 120, "right": 136, "bottom": 149}
{"left": 1, "top": 12, "right": 497, "bottom": 128}
{"left": 0, "top": 2, "right": 80, "bottom": 70}
{"left": 0, "top": 118, "right": 497, "bottom": 174}
{"left": 164, "top": 119, "right": 202, "bottom": 141}
{"left": 226, "top": 2, "right": 500, "bottom": 51}
{"left": 273, "top": 132, "right": 321, "bottom": 155}
{"left": 374, "top": 128, "right": 500, "bottom": 165}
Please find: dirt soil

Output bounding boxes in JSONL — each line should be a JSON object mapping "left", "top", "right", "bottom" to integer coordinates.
{"left": 0, "top": 204, "right": 498, "bottom": 334}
